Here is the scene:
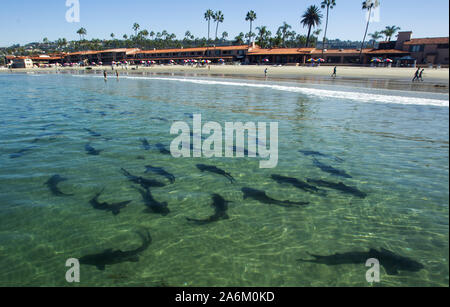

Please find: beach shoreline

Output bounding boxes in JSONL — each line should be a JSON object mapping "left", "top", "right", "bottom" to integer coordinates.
{"left": 1, "top": 65, "right": 449, "bottom": 93}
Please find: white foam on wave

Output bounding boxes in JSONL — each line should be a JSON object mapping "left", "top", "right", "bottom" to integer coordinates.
{"left": 73, "top": 74, "right": 449, "bottom": 107}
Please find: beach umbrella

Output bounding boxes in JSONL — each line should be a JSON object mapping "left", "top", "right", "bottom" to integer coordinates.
{"left": 307, "top": 58, "right": 314, "bottom": 62}
{"left": 218, "top": 59, "right": 225, "bottom": 63}
{"left": 317, "top": 58, "right": 325, "bottom": 63}
{"left": 263, "top": 58, "right": 269, "bottom": 62}
{"left": 371, "top": 58, "right": 381, "bottom": 63}
{"left": 384, "top": 58, "right": 393, "bottom": 63}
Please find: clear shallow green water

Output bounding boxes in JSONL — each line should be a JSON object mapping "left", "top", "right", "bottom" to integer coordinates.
{"left": 0, "top": 72, "right": 448, "bottom": 286}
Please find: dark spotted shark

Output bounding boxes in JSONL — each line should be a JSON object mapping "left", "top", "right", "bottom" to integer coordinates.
{"left": 89, "top": 189, "right": 132, "bottom": 215}
{"left": 145, "top": 165, "right": 175, "bottom": 184}
{"left": 79, "top": 229, "right": 152, "bottom": 271}
{"left": 45, "top": 175, "right": 73, "bottom": 196}
{"left": 186, "top": 194, "right": 231, "bottom": 225}
{"left": 298, "top": 248, "right": 424, "bottom": 276}
{"left": 242, "top": 187, "right": 308, "bottom": 208}
{"left": 196, "top": 164, "right": 235, "bottom": 183}
{"left": 133, "top": 186, "right": 170, "bottom": 216}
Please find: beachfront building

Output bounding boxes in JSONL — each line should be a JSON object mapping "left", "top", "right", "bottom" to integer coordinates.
{"left": 374, "top": 32, "right": 449, "bottom": 66}
{"left": 246, "top": 47, "right": 315, "bottom": 65}
{"left": 245, "top": 47, "right": 403, "bottom": 65}
{"left": 63, "top": 48, "right": 140, "bottom": 65}
{"left": 126, "top": 45, "right": 250, "bottom": 64}
{"left": 403, "top": 37, "right": 449, "bottom": 66}
{"left": 6, "top": 56, "right": 34, "bottom": 68}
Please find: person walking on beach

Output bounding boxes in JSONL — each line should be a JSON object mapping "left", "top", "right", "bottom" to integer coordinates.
{"left": 412, "top": 68, "right": 420, "bottom": 82}
{"left": 331, "top": 66, "right": 337, "bottom": 78}
{"left": 419, "top": 69, "right": 425, "bottom": 82}
{"left": 264, "top": 68, "right": 268, "bottom": 77}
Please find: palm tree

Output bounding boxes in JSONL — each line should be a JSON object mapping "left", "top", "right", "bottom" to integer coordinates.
{"left": 57, "top": 38, "right": 67, "bottom": 49}
{"left": 185, "top": 31, "right": 192, "bottom": 40}
{"left": 132, "top": 23, "right": 140, "bottom": 37}
{"left": 360, "top": 0, "right": 380, "bottom": 62}
{"left": 222, "top": 31, "right": 229, "bottom": 41}
{"left": 381, "top": 25, "right": 401, "bottom": 41}
{"left": 213, "top": 11, "right": 224, "bottom": 41}
{"left": 204, "top": 9, "right": 214, "bottom": 42}
{"left": 245, "top": 10, "right": 257, "bottom": 45}
{"left": 161, "top": 30, "right": 169, "bottom": 40}
{"left": 320, "top": 0, "right": 336, "bottom": 57}
{"left": 123, "top": 34, "right": 128, "bottom": 40}
{"left": 76, "top": 27, "right": 87, "bottom": 40}
{"left": 301, "top": 5, "right": 323, "bottom": 47}
{"left": 140, "top": 30, "right": 149, "bottom": 39}
{"left": 369, "top": 31, "right": 383, "bottom": 47}
{"left": 278, "top": 22, "right": 292, "bottom": 47}
{"left": 110, "top": 33, "right": 115, "bottom": 39}
{"left": 256, "top": 26, "right": 272, "bottom": 48}
{"left": 234, "top": 32, "right": 245, "bottom": 45}
{"left": 149, "top": 31, "right": 155, "bottom": 40}
{"left": 168, "top": 33, "right": 176, "bottom": 41}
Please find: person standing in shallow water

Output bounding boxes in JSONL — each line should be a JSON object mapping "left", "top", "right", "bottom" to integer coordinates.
{"left": 412, "top": 67, "right": 420, "bottom": 82}
{"left": 331, "top": 66, "right": 337, "bottom": 78}
{"left": 116, "top": 70, "right": 119, "bottom": 80}
{"left": 419, "top": 69, "right": 425, "bottom": 82}
{"left": 103, "top": 70, "right": 107, "bottom": 81}
{"left": 264, "top": 68, "right": 268, "bottom": 77}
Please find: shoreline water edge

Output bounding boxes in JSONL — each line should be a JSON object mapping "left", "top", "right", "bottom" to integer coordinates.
{"left": 1, "top": 65, "right": 449, "bottom": 94}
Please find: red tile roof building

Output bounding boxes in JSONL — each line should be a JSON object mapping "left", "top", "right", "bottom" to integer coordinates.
{"left": 3, "top": 32, "right": 448, "bottom": 67}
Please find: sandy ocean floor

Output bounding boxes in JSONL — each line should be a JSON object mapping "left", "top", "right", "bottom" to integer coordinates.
{"left": 0, "top": 73, "right": 448, "bottom": 286}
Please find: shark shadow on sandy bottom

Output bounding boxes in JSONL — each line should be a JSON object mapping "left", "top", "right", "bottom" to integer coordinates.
{"left": 271, "top": 174, "right": 320, "bottom": 193}
{"left": 89, "top": 189, "right": 132, "bottom": 215}
{"left": 79, "top": 229, "right": 152, "bottom": 271}
{"left": 299, "top": 150, "right": 344, "bottom": 162}
{"left": 121, "top": 168, "right": 166, "bottom": 189}
{"left": 297, "top": 248, "right": 424, "bottom": 275}
{"left": 307, "top": 178, "right": 367, "bottom": 198}
{"left": 133, "top": 186, "right": 170, "bottom": 216}
{"left": 44, "top": 175, "right": 74, "bottom": 196}
{"left": 145, "top": 165, "right": 175, "bottom": 184}
{"left": 242, "top": 187, "right": 309, "bottom": 208}
{"left": 186, "top": 194, "right": 231, "bottom": 225}
{"left": 85, "top": 144, "right": 103, "bottom": 156}
{"left": 313, "top": 159, "right": 352, "bottom": 179}
{"left": 196, "top": 164, "right": 235, "bottom": 184}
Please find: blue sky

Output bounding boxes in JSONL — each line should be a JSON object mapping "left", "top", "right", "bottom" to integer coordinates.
{"left": 0, "top": 0, "right": 448, "bottom": 47}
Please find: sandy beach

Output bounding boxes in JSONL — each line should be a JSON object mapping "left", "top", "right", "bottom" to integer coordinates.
{"left": 2, "top": 65, "right": 449, "bottom": 92}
